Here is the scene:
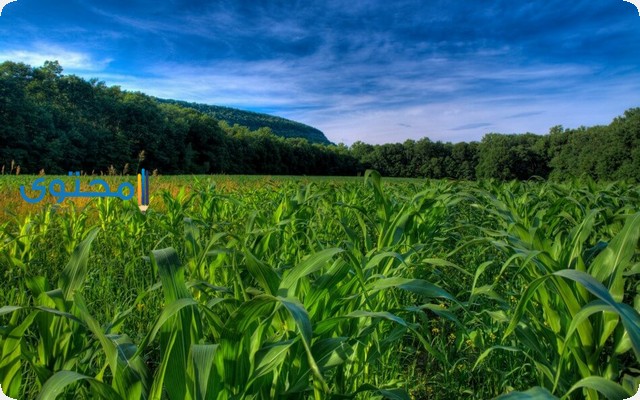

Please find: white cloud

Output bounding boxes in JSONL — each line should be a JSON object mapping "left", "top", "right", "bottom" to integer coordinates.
{"left": 80, "top": 55, "right": 637, "bottom": 145}
{"left": 50, "top": 37, "right": 639, "bottom": 146}
{"left": 0, "top": 44, "right": 111, "bottom": 71}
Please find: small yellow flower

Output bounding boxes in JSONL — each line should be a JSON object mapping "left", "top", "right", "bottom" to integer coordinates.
{"left": 431, "top": 327, "right": 440, "bottom": 335}
{"left": 136, "top": 303, "right": 145, "bottom": 312}
{"left": 448, "top": 333, "right": 456, "bottom": 342}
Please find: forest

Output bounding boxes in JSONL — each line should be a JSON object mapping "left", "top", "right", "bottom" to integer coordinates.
{"left": 1, "top": 60, "right": 639, "bottom": 181}
{"left": 157, "top": 99, "right": 331, "bottom": 144}
{"left": 1, "top": 61, "right": 640, "bottom": 400}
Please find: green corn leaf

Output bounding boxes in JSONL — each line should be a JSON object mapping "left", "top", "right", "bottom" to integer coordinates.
{"left": 473, "top": 345, "right": 523, "bottom": 370}
{"left": 312, "top": 337, "right": 353, "bottom": 370}
{"left": 364, "top": 169, "right": 390, "bottom": 222}
{"left": 59, "top": 227, "right": 100, "bottom": 300}
{"left": 346, "top": 310, "right": 408, "bottom": 327}
{"left": 554, "top": 269, "right": 640, "bottom": 361}
{"left": 0, "top": 311, "right": 38, "bottom": 398}
{"left": 74, "top": 293, "right": 150, "bottom": 400}
{"left": 331, "top": 383, "right": 411, "bottom": 400}
{"left": 133, "top": 297, "right": 199, "bottom": 359}
{"left": 563, "top": 300, "right": 614, "bottom": 350}
{"left": 243, "top": 247, "right": 281, "bottom": 296}
{"left": 423, "top": 258, "right": 474, "bottom": 278}
{"left": 228, "top": 295, "right": 277, "bottom": 334}
{"left": 187, "top": 344, "right": 218, "bottom": 400}
{"left": 37, "top": 370, "right": 120, "bottom": 400}
{"left": 363, "top": 251, "right": 406, "bottom": 272}
{"left": 150, "top": 247, "right": 203, "bottom": 400}
{"left": 503, "top": 275, "right": 555, "bottom": 340}
{"left": 250, "top": 339, "right": 294, "bottom": 381}
{"left": 565, "top": 376, "right": 632, "bottom": 400}
{"left": 276, "top": 296, "right": 328, "bottom": 393}
{"left": 370, "top": 277, "right": 455, "bottom": 301}
{"left": 589, "top": 212, "right": 640, "bottom": 302}
{"left": 152, "top": 247, "right": 192, "bottom": 302}
{"left": 279, "top": 248, "right": 343, "bottom": 296}
{"left": 494, "top": 386, "right": 557, "bottom": 399}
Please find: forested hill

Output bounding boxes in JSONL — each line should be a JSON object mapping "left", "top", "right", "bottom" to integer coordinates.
{"left": 158, "top": 99, "right": 331, "bottom": 144}
{"left": 0, "top": 60, "right": 356, "bottom": 175}
{"left": 1, "top": 60, "right": 639, "bottom": 181}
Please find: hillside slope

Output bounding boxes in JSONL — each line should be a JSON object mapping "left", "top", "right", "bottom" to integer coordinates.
{"left": 158, "top": 99, "right": 331, "bottom": 144}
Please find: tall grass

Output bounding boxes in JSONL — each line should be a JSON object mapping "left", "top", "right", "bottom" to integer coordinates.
{"left": 0, "top": 173, "right": 638, "bottom": 399}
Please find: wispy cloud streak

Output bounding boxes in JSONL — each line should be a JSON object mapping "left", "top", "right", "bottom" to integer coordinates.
{"left": 0, "top": 0, "right": 638, "bottom": 144}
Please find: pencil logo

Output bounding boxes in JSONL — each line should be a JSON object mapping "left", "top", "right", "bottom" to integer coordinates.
{"left": 137, "top": 168, "right": 150, "bottom": 212}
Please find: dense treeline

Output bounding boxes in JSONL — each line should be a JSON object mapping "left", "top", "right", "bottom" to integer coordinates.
{"left": 1, "top": 61, "right": 639, "bottom": 181}
{"left": 355, "top": 112, "right": 640, "bottom": 181}
{"left": 158, "top": 99, "right": 331, "bottom": 144}
{"left": 351, "top": 140, "right": 479, "bottom": 180}
{"left": 0, "top": 61, "right": 355, "bottom": 175}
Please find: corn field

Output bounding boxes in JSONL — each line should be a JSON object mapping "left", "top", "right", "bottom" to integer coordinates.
{"left": 1, "top": 171, "right": 639, "bottom": 399}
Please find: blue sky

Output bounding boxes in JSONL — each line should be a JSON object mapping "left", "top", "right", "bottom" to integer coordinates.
{"left": 1, "top": 0, "right": 639, "bottom": 145}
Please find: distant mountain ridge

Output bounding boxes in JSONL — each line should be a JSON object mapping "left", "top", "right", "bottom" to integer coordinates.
{"left": 157, "top": 99, "right": 331, "bottom": 144}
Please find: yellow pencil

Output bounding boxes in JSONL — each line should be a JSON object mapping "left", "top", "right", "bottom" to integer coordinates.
{"left": 137, "top": 173, "right": 142, "bottom": 205}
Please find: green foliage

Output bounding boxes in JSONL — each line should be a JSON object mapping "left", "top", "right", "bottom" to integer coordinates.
{"left": 0, "top": 61, "right": 356, "bottom": 176}
{"left": 475, "top": 133, "right": 549, "bottom": 180}
{"left": 1, "top": 174, "right": 639, "bottom": 399}
{"left": 2, "top": 60, "right": 639, "bottom": 181}
{"left": 159, "top": 99, "right": 331, "bottom": 144}
{"left": 350, "top": 109, "right": 640, "bottom": 181}
{"left": 548, "top": 109, "right": 640, "bottom": 181}
{"left": 351, "top": 139, "right": 480, "bottom": 180}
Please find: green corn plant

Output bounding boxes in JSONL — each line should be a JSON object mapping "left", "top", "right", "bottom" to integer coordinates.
{"left": 473, "top": 183, "right": 640, "bottom": 398}
{"left": 1, "top": 227, "right": 151, "bottom": 399}
{"left": 2, "top": 174, "right": 638, "bottom": 399}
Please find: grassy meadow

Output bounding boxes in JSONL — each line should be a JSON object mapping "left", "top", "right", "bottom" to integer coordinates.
{"left": 1, "top": 172, "right": 639, "bottom": 399}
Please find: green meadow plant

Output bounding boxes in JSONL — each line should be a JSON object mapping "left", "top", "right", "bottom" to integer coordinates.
{"left": 0, "top": 173, "right": 638, "bottom": 399}
{"left": 469, "top": 181, "right": 640, "bottom": 399}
